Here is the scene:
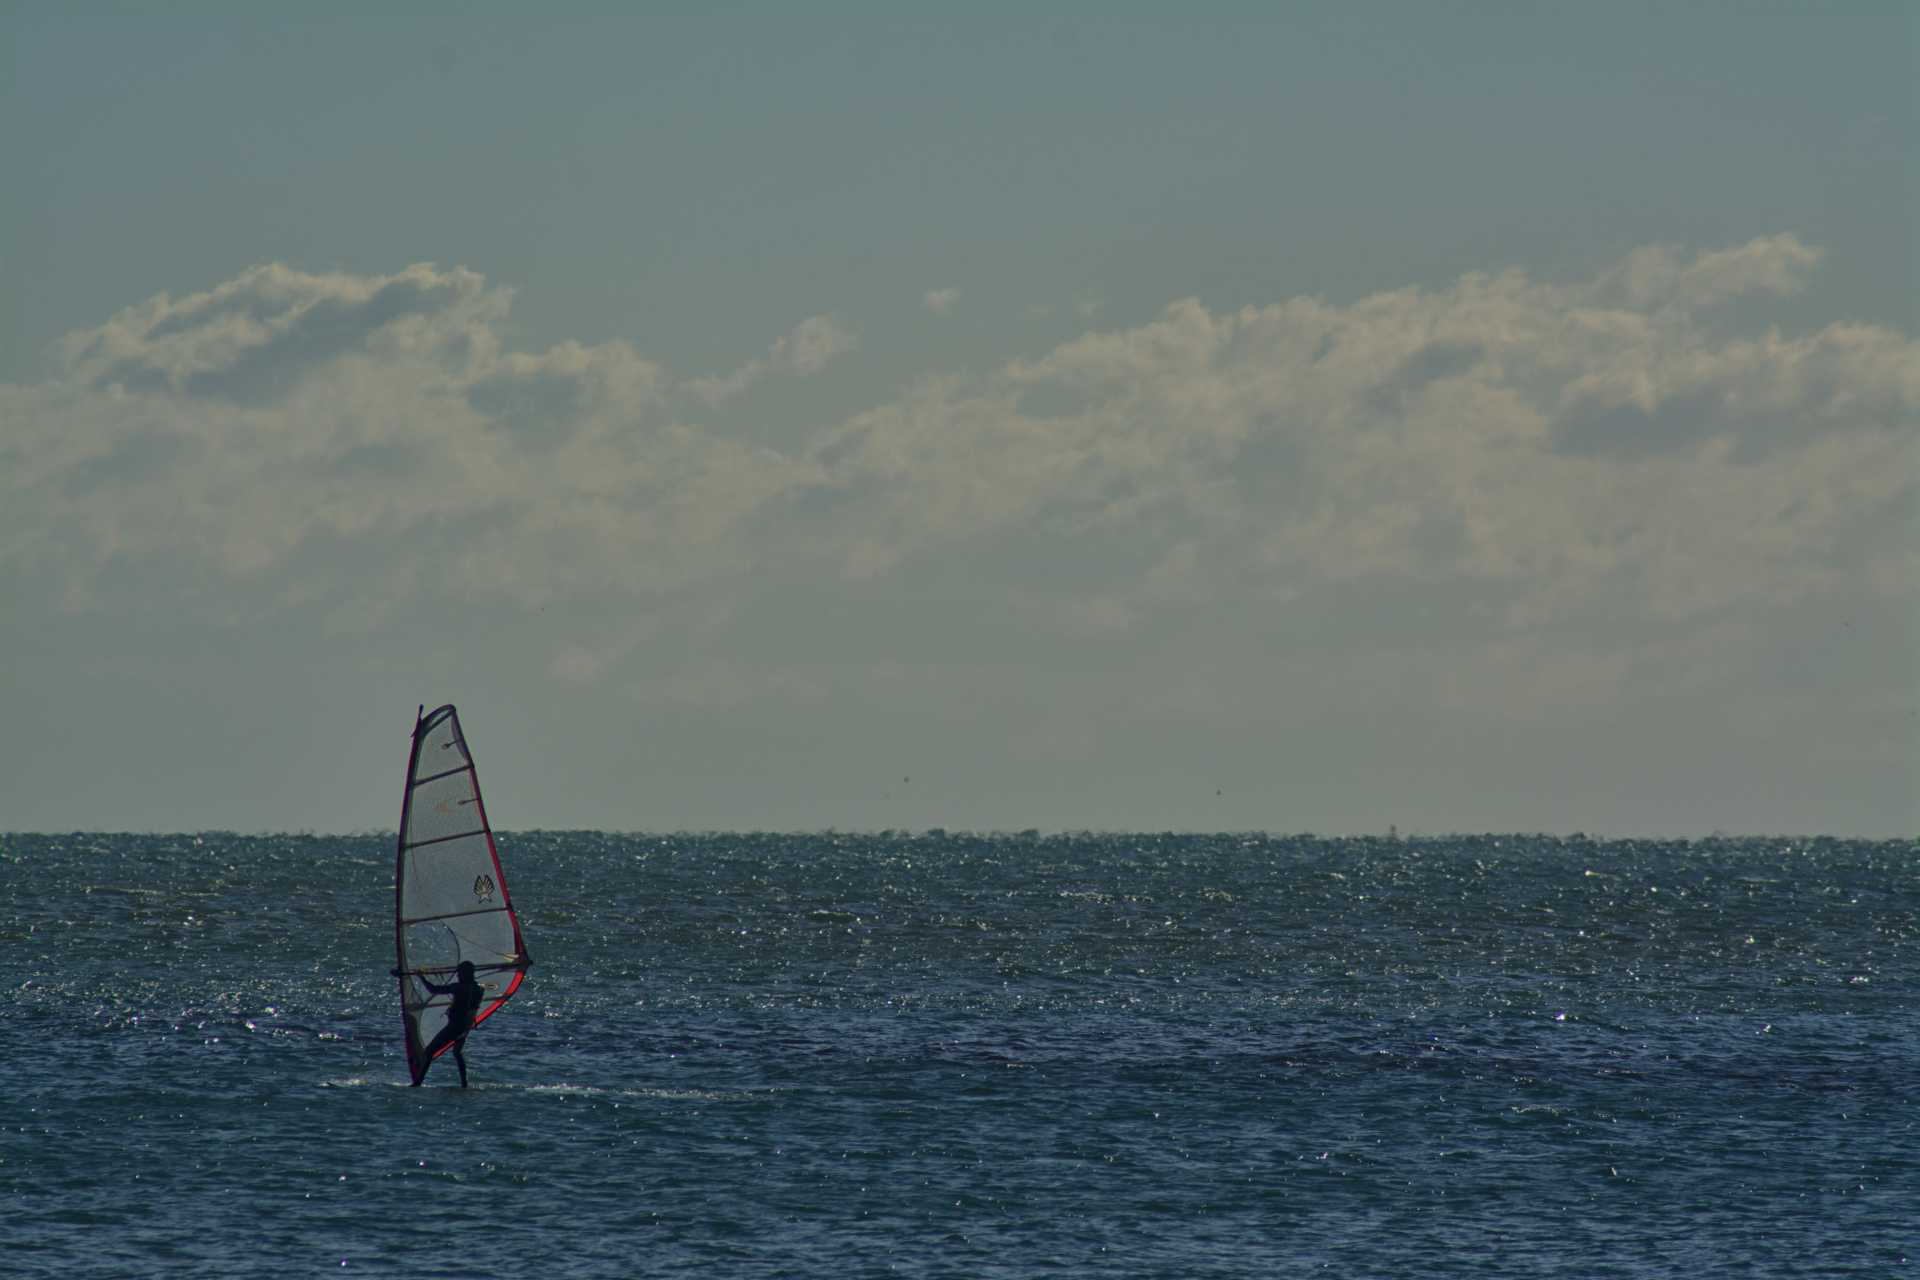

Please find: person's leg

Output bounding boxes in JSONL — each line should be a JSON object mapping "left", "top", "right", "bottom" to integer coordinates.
{"left": 416, "top": 1025, "right": 456, "bottom": 1085}
{"left": 452, "top": 1038, "right": 469, "bottom": 1088}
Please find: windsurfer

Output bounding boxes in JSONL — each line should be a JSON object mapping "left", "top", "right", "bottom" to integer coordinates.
{"left": 399, "top": 960, "right": 485, "bottom": 1087}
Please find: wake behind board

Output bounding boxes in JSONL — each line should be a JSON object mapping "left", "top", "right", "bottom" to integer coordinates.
{"left": 394, "top": 704, "right": 531, "bottom": 1081}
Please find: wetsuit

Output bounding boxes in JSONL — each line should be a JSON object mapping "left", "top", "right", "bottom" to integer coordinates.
{"left": 413, "top": 971, "right": 483, "bottom": 1087}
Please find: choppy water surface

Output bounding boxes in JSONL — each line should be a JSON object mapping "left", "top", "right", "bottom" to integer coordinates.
{"left": 3, "top": 832, "right": 1914, "bottom": 1276}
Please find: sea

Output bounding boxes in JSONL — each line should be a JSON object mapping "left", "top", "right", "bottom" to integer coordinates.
{"left": 3, "top": 831, "right": 1913, "bottom": 1277}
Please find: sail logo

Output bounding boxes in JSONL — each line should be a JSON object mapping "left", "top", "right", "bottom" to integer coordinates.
{"left": 474, "top": 873, "right": 496, "bottom": 903}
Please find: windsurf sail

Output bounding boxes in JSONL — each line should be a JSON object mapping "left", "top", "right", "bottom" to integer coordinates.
{"left": 394, "top": 704, "right": 530, "bottom": 1081}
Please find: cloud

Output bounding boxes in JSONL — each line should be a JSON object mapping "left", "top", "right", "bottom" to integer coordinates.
{"left": 550, "top": 644, "right": 609, "bottom": 685}
{"left": 641, "top": 663, "right": 829, "bottom": 709}
{"left": 72, "top": 262, "right": 499, "bottom": 404}
{"left": 1552, "top": 321, "right": 1916, "bottom": 459}
{"left": 807, "top": 234, "right": 1914, "bottom": 635}
{"left": 467, "top": 338, "right": 667, "bottom": 446}
{"left": 923, "top": 288, "right": 960, "bottom": 315}
{"left": 1596, "top": 234, "right": 1823, "bottom": 312}
{"left": 5, "top": 235, "right": 1912, "bottom": 703}
{"left": 686, "top": 313, "right": 857, "bottom": 403}
{"left": 5, "top": 263, "right": 820, "bottom": 619}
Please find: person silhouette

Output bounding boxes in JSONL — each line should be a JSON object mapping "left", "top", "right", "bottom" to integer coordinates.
{"left": 404, "top": 960, "right": 484, "bottom": 1087}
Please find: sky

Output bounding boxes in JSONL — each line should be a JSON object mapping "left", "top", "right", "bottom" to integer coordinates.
{"left": 2, "top": 3, "right": 1914, "bottom": 835}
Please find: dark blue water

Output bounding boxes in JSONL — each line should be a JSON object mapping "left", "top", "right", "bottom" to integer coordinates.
{"left": 4, "top": 832, "right": 1914, "bottom": 1276}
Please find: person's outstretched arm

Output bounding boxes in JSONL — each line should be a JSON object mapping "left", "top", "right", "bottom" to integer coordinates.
{"left": 392, "top": 968, "right": 454, "bottom": 995}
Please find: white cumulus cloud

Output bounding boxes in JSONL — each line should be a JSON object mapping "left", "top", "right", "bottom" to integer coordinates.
{"left": 4, "top": 235, "right": 1912, "bottom": 715}
{"left": 687, "top": 313, "right": 857, "bottom": 403}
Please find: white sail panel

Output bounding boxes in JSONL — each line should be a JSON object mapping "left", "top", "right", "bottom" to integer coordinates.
{"left": 394, "top": 704, "right": 529, "bottom": 1080}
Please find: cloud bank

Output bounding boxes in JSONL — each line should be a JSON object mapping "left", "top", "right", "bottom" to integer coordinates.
{"left": 5, "top": 236, "right": 1913, "bottom": 693}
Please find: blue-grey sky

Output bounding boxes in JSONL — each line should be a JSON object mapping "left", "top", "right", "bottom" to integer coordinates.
{"left": 3, "top": 4, "right": 1914, "bottom": 834}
